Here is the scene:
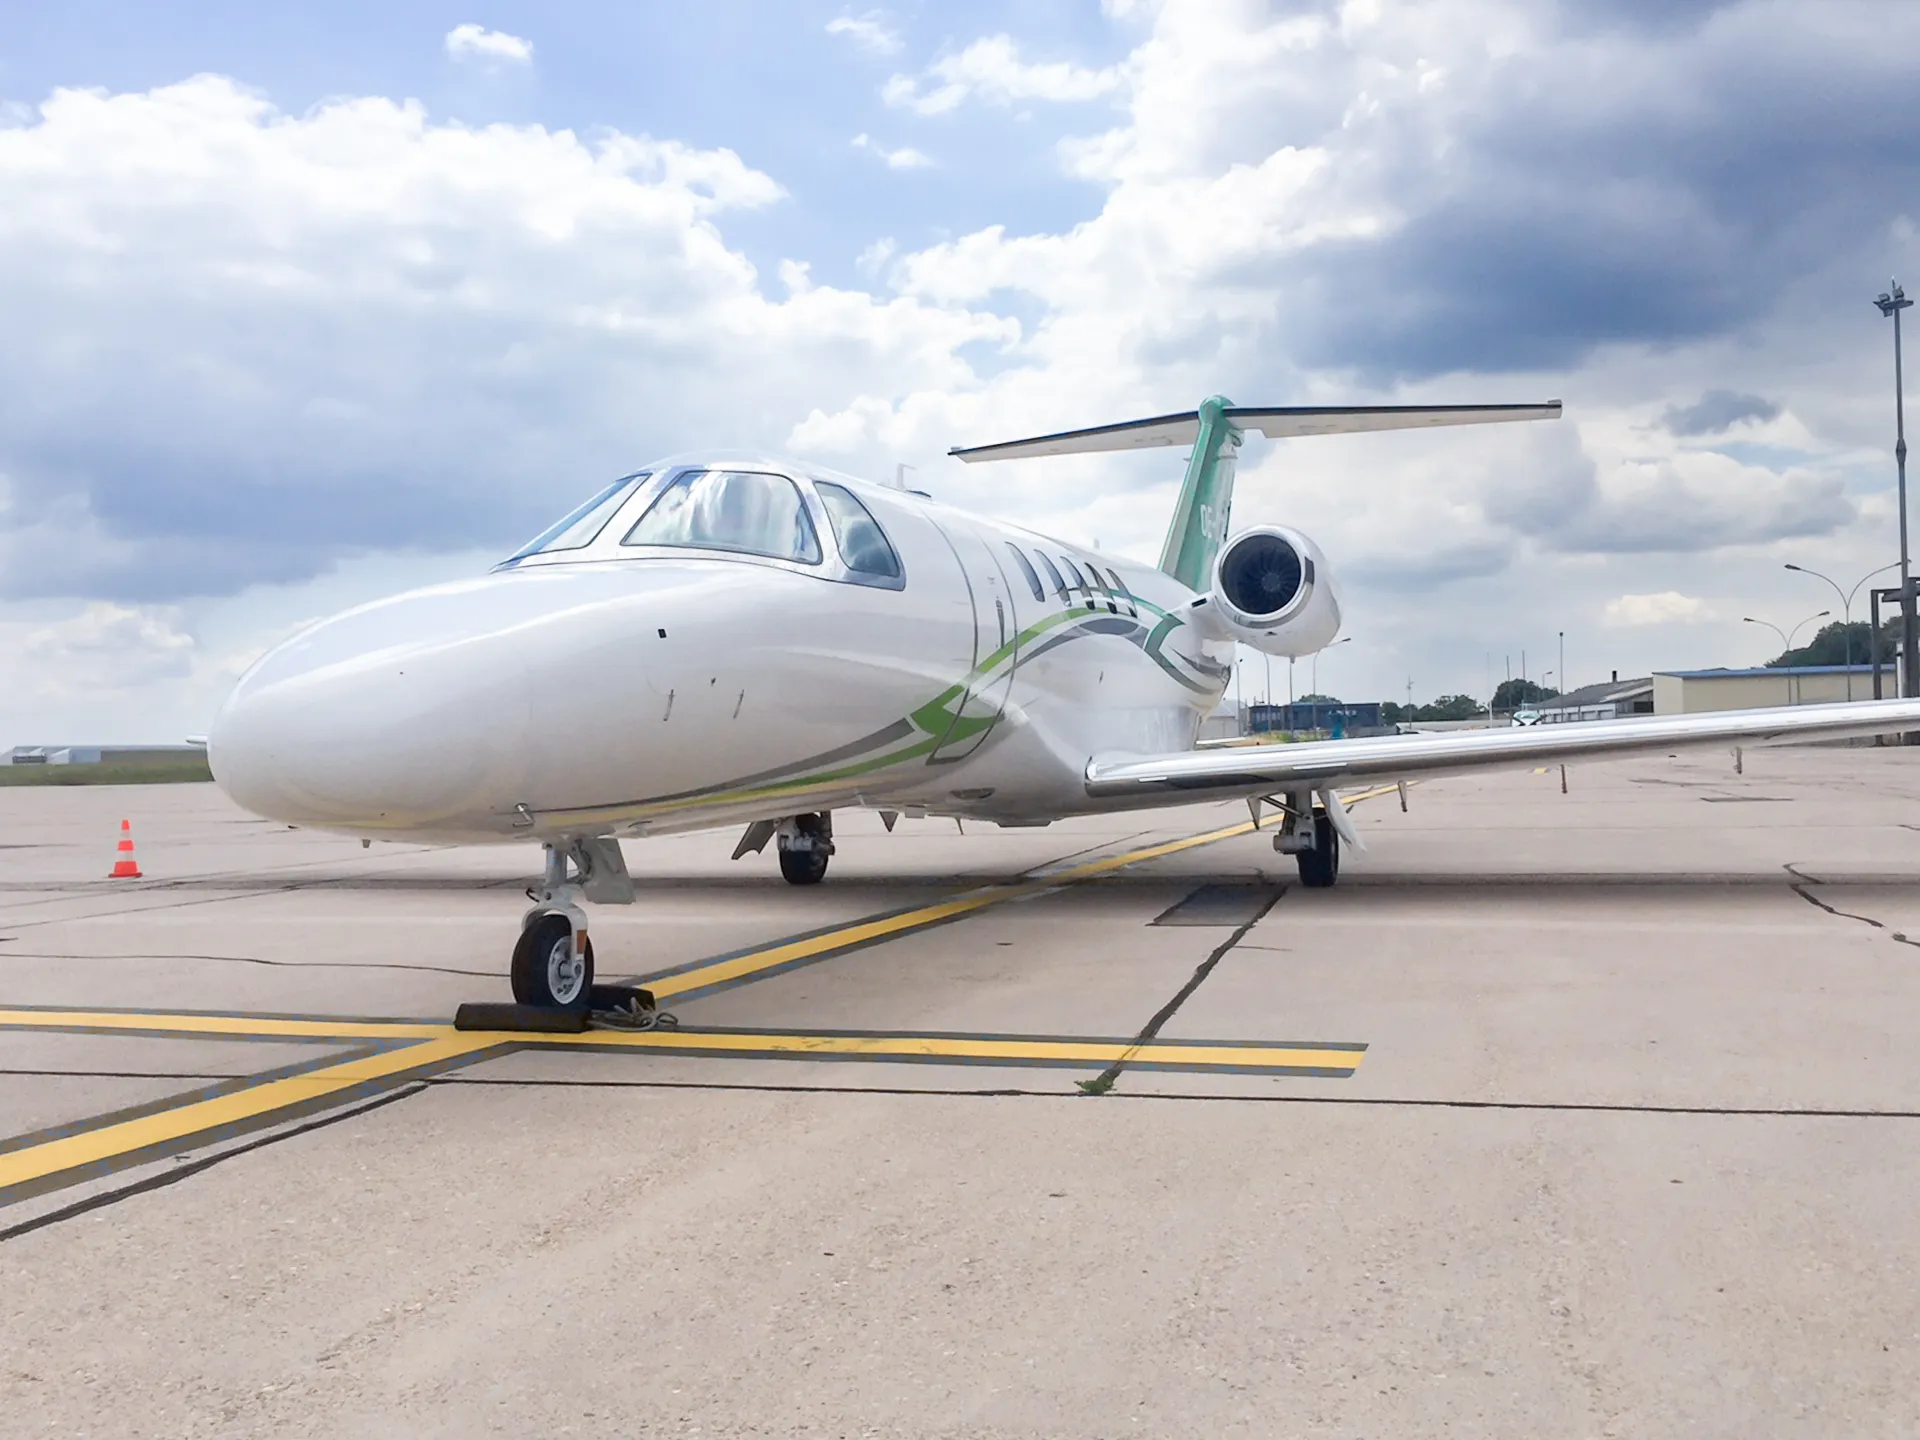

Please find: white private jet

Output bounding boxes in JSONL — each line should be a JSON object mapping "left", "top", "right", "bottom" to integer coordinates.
{"left": 208, "top": 396, "right": 1920, "bottom": 1009}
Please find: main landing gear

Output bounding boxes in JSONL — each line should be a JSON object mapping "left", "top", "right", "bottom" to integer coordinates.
{"left": 729, "top": 810, "right": 837, "bottom": 884}
{"left": 1272, "top": 794, "right": 1340, "bottom": 889}
{"left": 777, "top": 812, "right": 834, "bottom": 885}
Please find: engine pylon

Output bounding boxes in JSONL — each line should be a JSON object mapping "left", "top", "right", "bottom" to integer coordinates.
{"left": 109, "top": 818, "right": 142, "bottom": 878}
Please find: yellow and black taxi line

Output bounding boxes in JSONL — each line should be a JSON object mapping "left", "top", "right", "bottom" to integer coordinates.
{"left": 1, "top": 795, "right": 1400, "bottom": 1210}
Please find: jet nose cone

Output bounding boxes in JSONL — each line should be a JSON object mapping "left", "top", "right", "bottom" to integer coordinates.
{"left": 209, "top": 579, "right": 536, "bottom": 831}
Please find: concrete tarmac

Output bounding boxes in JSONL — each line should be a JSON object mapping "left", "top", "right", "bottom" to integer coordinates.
{"left": 6, "top": 746, "right": 1920, "bottom": 1436}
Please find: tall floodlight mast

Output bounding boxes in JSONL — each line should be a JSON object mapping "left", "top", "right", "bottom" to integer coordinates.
{"left": 1875, "top": 280, "right": 1914, "bottom": 704}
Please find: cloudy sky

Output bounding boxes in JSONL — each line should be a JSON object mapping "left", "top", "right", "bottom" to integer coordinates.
{"left": 3, "top": 0, "right": 1918, "bottom": 742}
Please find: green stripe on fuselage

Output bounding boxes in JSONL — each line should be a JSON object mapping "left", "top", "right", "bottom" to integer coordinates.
{"left": 526, "top": 599, "right": 1220, "bottom": 827}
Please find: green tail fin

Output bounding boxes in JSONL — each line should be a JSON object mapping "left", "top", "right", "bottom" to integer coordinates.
{"left": 1156, "top": 395, "right": 1243, "bottom": 591}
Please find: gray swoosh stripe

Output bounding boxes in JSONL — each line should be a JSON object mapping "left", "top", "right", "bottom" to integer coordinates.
{"left": 523, "top": 717, "right": 919, "bottom": 818}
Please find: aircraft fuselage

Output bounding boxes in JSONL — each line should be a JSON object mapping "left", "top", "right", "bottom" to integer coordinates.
{"left": 208, "top": 459, "right": 1231, "bottom": 844}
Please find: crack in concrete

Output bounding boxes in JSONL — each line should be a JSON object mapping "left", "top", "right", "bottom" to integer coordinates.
{"left": 428, "top": 1074, "right": 1920, "bottom": 1119}
{"left": 0, "top": 950, "right": 499, "bottom": 979}
{"left": 1784, "top": 863, "right": 1920, "bottom": 948}
{"left": 1080, "top": 887, "right": 1285, "bottom": 1095}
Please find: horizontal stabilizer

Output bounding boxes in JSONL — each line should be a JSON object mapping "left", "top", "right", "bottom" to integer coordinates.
{"left": 950, "top": 402, "right": 1562, "bottom": 463}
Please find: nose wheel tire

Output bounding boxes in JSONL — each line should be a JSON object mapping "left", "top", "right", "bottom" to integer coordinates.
{"left": 511, "top": 913, "right": 594, "bottom": 1009}
{"left": 1295, "top": 811, "right": 1340, "bottom": 889}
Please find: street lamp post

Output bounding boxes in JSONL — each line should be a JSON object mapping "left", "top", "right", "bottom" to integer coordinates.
{"left": 1783, "top": 561, "right": 1902, "bottom": 700}
{"left": 1743, "top": 611, "right": 1831, "bottom": 704}
{"left": 1876, "top": 280, "right": 1915, "bottom": 703}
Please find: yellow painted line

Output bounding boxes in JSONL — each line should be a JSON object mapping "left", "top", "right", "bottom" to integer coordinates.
{"left": 2, "top": 801, "right": 1398, "bottom": 1201}
{"left": 645, "top": 786, "right": 1403, "bottom": 1001}
{"left": 0, "top": 1008, "right": 447, "bottom": 1041}
{"left": 641, "top": 820, "right": 1256, "bottom": 999}
{"left": 0, "top": 1034, "right": 495, "bottom": 1199}
{"left": 512, "top": 1026, "right": 1364, "bottom": 1073}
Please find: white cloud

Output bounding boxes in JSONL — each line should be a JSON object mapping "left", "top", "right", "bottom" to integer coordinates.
{"left": 12, "top": 603, "right": 196, "bottom": 699}
{"left": 0, "top": 75, "right": 1008, "bottom": 612}
{"left": 855, "top": 237, "right": 897, "bottom": 277}
{"left": 445, "top": 24, "right": 533, "bottom": 64}
{"left": 826, "top": 12, "right": 901, "bottom": 56}
{"left": 5, "top": 0, "right": 1920, "bottom": 731}
{"left": 852, "top": 133, "right": 934, "bottom": 170}
{"left": 884, "top": 35, "right": 1126, "bottom": 116}
{"left": 1604, "top": 592, "right": 1715, "bottom": 627}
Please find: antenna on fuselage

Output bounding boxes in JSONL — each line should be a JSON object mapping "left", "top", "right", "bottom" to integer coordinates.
{"left": 892, "top": 462, "right": 915, "bottom": 491}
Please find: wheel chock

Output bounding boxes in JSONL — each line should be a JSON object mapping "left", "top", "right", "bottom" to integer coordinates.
{"left": 452, "top": 1002, "right": 590, "bottom": 1033}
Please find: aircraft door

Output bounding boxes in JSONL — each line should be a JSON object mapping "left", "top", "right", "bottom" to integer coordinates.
{"left": 930, "top": 523, "right": 1019, "bottom": 763}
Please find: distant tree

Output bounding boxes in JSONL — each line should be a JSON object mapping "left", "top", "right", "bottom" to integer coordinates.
{"left": 1380, "top": 701, "right": 1407, "bottom": 724}
{"left": 1493, "top": 678, "right": 1559, "bottom": 711}
{"left": 1294, "top": 692, "right": 1340, "bottom": 705}
{"left": 1765, "top": 620, "right": 1896, "bottom": 669}
{"left": 1414, "top": 694, "right": 1485, "bottom": 721}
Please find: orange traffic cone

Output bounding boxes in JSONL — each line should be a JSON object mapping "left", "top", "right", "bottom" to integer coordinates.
{"left": 110, "top": 819, "right": 142, "bottom": 878}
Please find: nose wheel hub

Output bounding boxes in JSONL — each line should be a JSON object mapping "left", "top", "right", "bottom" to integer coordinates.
{"left": 545, "top": 932, "right": 587, "bottom": 1007}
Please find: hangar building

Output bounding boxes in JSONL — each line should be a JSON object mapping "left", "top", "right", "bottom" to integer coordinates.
{"left": 1652, "top": 664, "right": 1888, "bottom": 714}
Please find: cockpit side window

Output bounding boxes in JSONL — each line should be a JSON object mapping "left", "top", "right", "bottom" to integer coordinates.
{"left": 815, "top": 482, "right": 903, "bottom": 582}
{"left": 623, "top": 469, "right": 821, "bottom": 565}
{"left": 503, "top": 472, "right": 649, "bottom": 562}
{"left": 1061, "top": 557, "right": 1089, "bottom": 598}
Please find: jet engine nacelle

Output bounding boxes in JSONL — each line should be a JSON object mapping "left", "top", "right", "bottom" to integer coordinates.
{"left": 1193, "top": 525, "right": 1342, "bottom": 658}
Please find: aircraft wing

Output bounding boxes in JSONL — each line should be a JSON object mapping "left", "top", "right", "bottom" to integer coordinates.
{"left": 950, "top": 402, "right": 1560, "bottom": 462}
{"left": 1084, "top": 698, "right": 1920, "bottom": 802}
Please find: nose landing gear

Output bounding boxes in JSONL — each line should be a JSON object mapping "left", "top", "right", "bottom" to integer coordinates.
{"left": 777, "top": 812, "right": 834, "bottom": 885}
{"left": 510, "top": 840, "right": 620, "bottom": 1009}
{"left": 512, "top": 911, "right": 593, "bottom": 1009}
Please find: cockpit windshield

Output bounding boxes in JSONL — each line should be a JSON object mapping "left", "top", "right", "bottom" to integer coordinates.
{"left": 622, "top": 469, "right": 822, "bottom": 565}
{"left": 503, "top": 473, "right": 649, "bottom": 563}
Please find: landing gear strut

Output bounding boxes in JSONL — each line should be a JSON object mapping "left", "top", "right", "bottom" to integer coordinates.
{"left": 778, "top": 812, "right": 833, "bottom": 885}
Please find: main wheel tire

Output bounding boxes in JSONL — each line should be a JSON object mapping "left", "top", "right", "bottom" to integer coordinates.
{"left": 511, "top": 913, "right": 594, "bottom": 1009}
{"left": 779, "top": 843, "right": 830, "bottom": 885}
{"left": 1295, "top": 811, "right": 1341, "bottom": 888}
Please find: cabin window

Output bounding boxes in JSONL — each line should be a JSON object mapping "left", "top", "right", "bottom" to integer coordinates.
{"left": 1035, "top": 551, "right": 1068, "bottom": 600}
{"left": 1006, "top": 545, "right": 1045, "bottom": 602}
{"left": 623, "top": 469, "right": 821, "bottom": 565}
{"left": 815, "top": 482, "right": 903, "bottom": 581}
{"left": 504, "top": 472, "right": 649, "bottom": 561}
{"left": 1085, "top": 565, "right": 1120, "bottom": 614}
{"left": 1061, "top": 557, "right": 1090, "bottom": 601}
